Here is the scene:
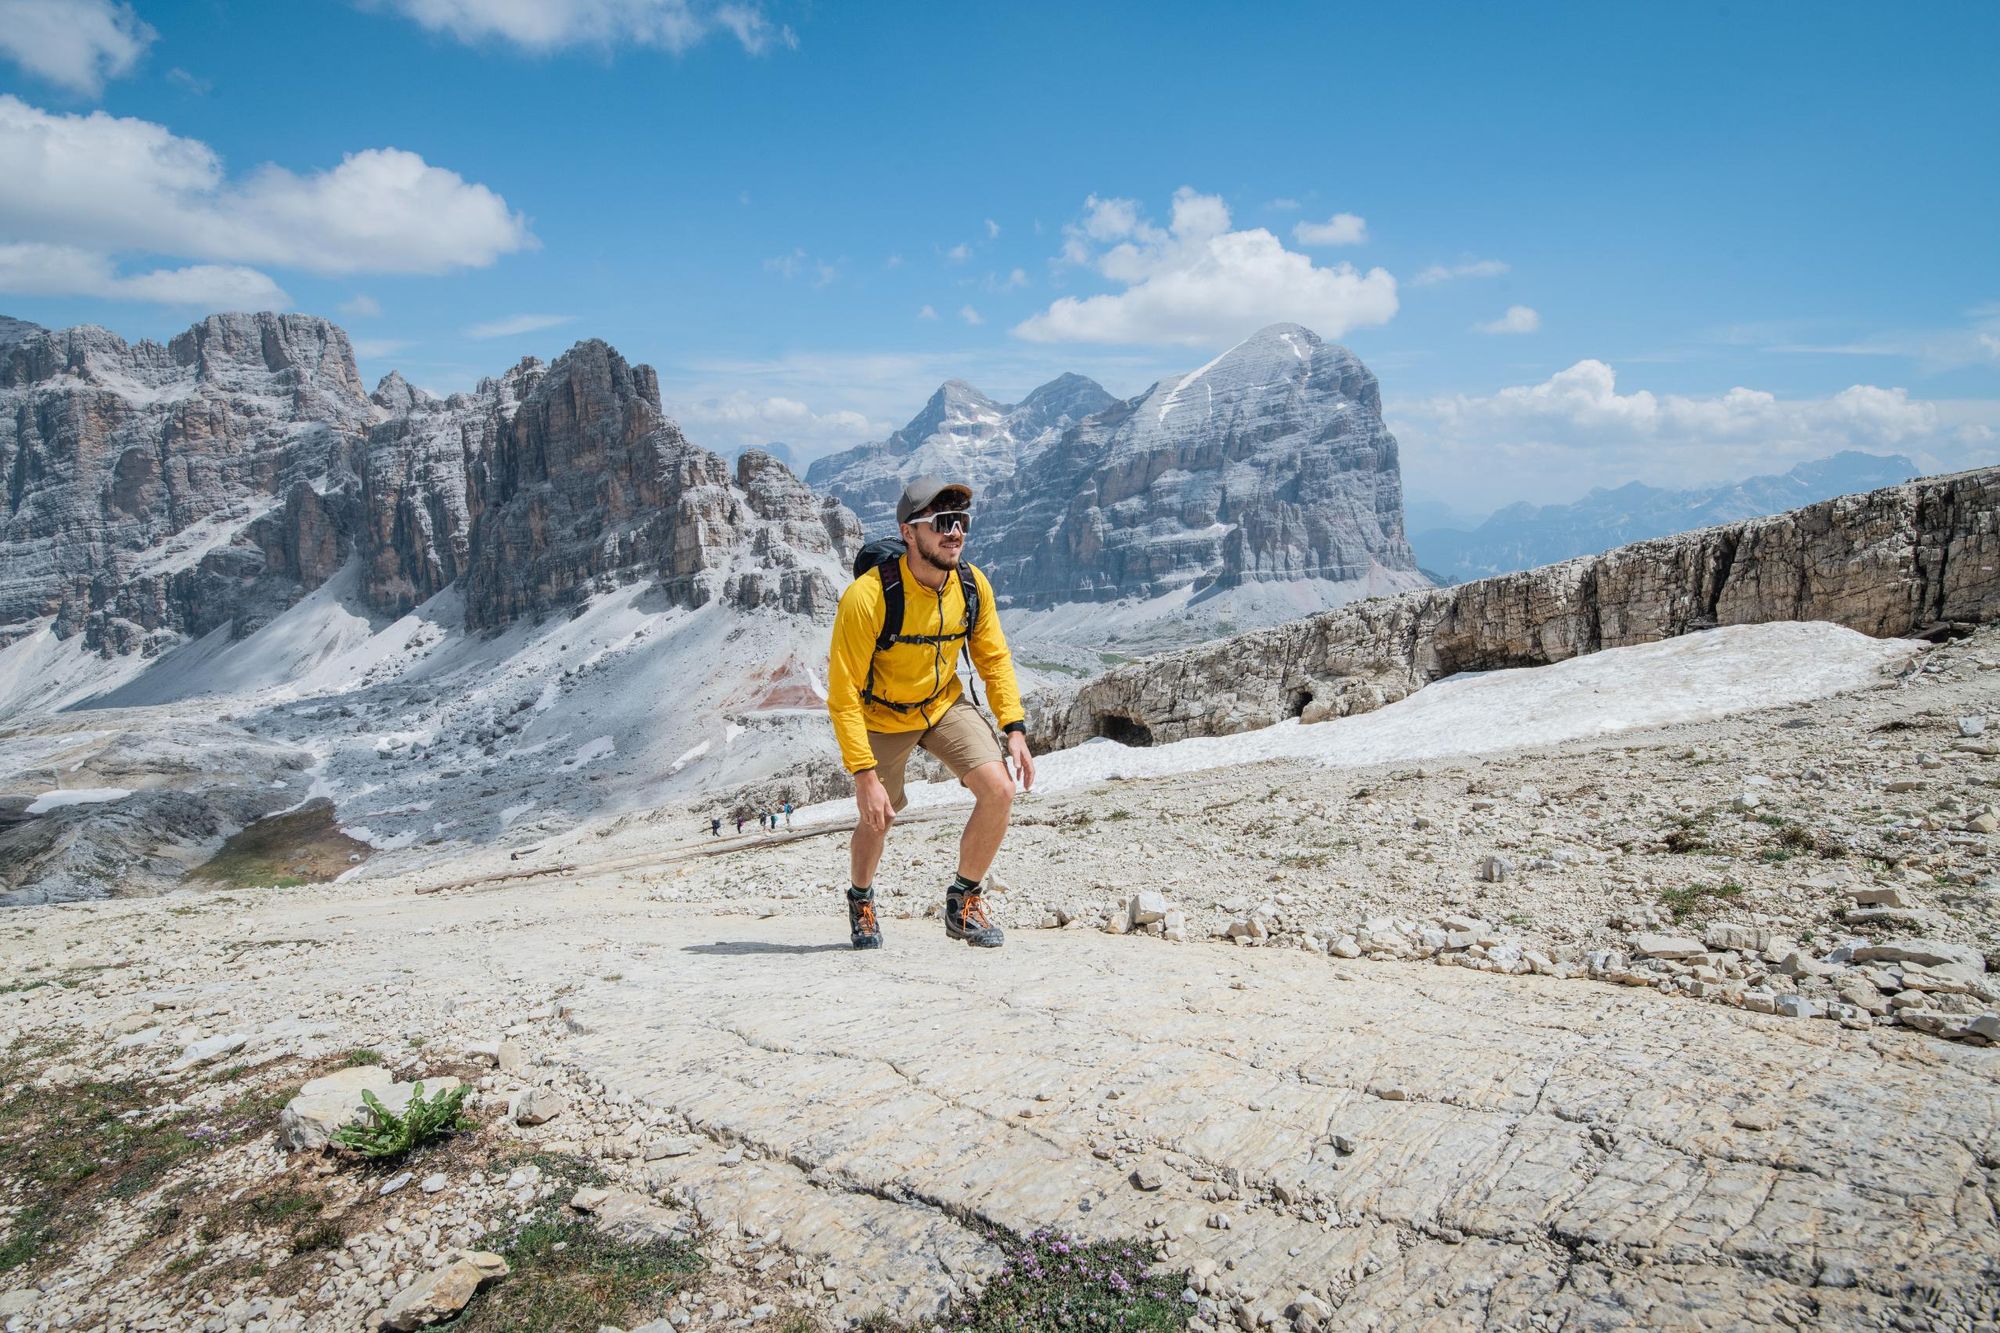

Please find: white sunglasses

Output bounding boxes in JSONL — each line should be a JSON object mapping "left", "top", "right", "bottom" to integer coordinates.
{"left": 909, "top": 509, "right": 970, "bottom": 535}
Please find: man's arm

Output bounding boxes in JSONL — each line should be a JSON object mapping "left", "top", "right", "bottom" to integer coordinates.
{"left": 826, "top": 579, "right": 883, "bottom": 775}
{"left": 966, "top": 566, "right": 1025, "bottom": 733}
{"left": 966, "top": 567, "right": 1034, "bottom": 790}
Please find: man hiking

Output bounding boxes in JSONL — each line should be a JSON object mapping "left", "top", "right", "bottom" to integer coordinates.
{"left": 827, "top": 477, "right": 1036, "bottom": 950}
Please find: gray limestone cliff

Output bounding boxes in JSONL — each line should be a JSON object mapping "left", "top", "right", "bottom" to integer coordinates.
{"left": 0, "top": 313, "right": 373, "bottom": 655}
{"left": 807, "top": 325, "right": 1426, "bottom": 626}
{"left": 1, "top": 315, "right": 861, "bottom": 675}
{"left": 1037, "top": 467, "right": 2000, "bottom": 749}
{"left": 807, "top": 372, "right": 1116, "bottom": 534}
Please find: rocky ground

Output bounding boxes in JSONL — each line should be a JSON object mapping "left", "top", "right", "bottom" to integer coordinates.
{"left": 3, "top": 629, "right": 1998, "bottom": 1331}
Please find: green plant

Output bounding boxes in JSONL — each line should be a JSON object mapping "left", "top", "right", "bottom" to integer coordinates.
{"left": 332, "top": 1082, "right": 473, "bottom": 1161}
{"left": 447, "top": 1208, "right": 703, "bottom": 1330}
{"left": 930, "top": 1227, "right": 1187, "bottom": 1332}
{"left": 343, "top": 1049, "right": 382, "bottom": 1067}
{"left": 1657, "top": 880, "right": 1745, "bottom": 924}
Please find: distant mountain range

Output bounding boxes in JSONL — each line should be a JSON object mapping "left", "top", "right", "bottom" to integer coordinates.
{"left": 809, "top": 323, "right": 1428, "bottom": 653}
{"left": 1408, "top": 452, "right": 1918, "bottom": 583}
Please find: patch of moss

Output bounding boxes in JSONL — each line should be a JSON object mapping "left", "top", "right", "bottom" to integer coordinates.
{"left": 187, "top": 799, "right": 371, "bottom": 889}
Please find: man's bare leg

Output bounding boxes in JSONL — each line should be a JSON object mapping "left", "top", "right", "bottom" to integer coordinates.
{"left": 850, "top": 816, "right": 889, "bottom": 888}
{"left": 956, "top": 760, "right": 1014, "bottom": 882}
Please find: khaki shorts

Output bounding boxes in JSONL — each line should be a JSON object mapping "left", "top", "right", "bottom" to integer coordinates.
{"left": 867, "top": 697, "right": 1006, "bottom": 812}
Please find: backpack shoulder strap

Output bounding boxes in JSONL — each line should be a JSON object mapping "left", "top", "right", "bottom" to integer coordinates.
{"left": 874, "top": 557, "right": 904, "bottom": 651}
{"left": 959, "top": 562, "right": 981, "bottom": 637}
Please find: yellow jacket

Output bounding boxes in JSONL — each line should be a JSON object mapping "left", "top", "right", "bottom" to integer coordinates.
{"left": 826, "top": 557, "right": 1025, "bottom": 774}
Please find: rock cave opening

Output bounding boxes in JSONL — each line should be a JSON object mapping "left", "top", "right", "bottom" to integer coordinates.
{"left": 1095, "top": 713, "right": 1154, "bottom": 747}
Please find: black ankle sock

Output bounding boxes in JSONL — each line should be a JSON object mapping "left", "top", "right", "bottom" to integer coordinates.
{"left": 949, "top": 873, "right": 980, "bottom": 898}
{"left": 849, "top": 884, "right": 873, "bottom": 901}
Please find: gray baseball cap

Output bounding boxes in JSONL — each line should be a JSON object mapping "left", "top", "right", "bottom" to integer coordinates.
{"left": 896, "top": 476, "right": 973, "bottom": 525}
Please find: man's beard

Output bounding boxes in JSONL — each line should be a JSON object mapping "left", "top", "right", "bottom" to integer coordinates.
{"left": 915, "top": 529, "right": 963, "bottom": 568}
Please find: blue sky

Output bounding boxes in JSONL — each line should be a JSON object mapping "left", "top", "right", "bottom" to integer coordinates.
{"left": 1, "top": 0, "right": 1996, "bottom": 512}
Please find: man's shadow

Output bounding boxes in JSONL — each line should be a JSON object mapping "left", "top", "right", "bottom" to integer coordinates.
{"left": 682, "top": 941, "right": 852, "bottom": 956}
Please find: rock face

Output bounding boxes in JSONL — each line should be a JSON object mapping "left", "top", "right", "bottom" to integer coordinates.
{"left": 0, "top": 315, "right": 860, "bottom": 680}
{"left": 1039, "top": 466, "right": 2000, "bottom": 749}
{"left": 0, "top": 313, "right": 373, "bottom": 655}
{"left": 807, "top": 373, "right": 1116, "bottom": 534}
{"left": 812, "top": 325, "right": 1422, "bottom": 614}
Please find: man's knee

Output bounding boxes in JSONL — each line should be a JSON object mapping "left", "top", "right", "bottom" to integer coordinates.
{"left": 966, "top": 761, "right": 1013, "bottom": 807}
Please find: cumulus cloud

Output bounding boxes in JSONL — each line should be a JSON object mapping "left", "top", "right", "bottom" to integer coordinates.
{"left": 917, "top": 304, "right": 937, "bottom": 320}
{"left": 371, "top": 0, "right": 796, "bottom": 54}
{"left": 1414, "top": 258, "right": 1509, "bottom": 286}
{"left": 944, "top": 243, "right": 971, "bottom": 263}
{"left": 0, "top": 96, "right": 534, "bottom": 282}
{"left": 464, "top": 313, "right": 574, "bottom": 338}
{"left": 1392, "top": 359, "right": 1998, "bottom": 509}
{"left": 339, "top": 294, "right": 383, "bottom": 318}
{"left": 0, "top": 0, "right": 153, "bottom": 96}
{"left": 1292, "top": 212, "right": 1367, "bottom": 246}
{"left": 669, "top": 389, "right": 885, "bottom": 457}
{"left": 985, "top": 218, "right": 1000, "bottom": 239}
{"left": 1016, "top": 187, "right": 1398, "bottom": 347}
{"left": 1475, "top": 305, "right": 1540, "bottom": 335}
{"left": 0, "top": 241, "right": 288, "bottom": 307}
{"left": 959, "top": 305, "right": 983, "bottom": 326}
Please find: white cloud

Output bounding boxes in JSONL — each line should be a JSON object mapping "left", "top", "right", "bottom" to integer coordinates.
{"left": 1265, "top": 197, "right": 1301, "bottom": 212}
{"left": 0, "top": 0, "right": 153, "bottom": 96}
{"left": 464, "top": 312, "right": 574, "bottom": 338}
{"left": 1017, "top": 187, "right": 1398, "bottom": 347}
{"left": 959, "top": 305, "right": 983, "bottom": 326}
{"left": 1292, "top": 212, "right": 1367, "bottom": 246}
{"left": 351, "top": 337, "right": 412, "bottom": 359}
{"left": 985, "top": 218, "right": 1000, "bottom": 239}
{"left": 1475, "top": 304, "right": 1540, "bottom": 335}
{"left": 0, "top": 241, "right": 289, "bottom": 307}
{"left": 764, "top": 247, "right": 836, "bottom": 286}
{"left": 917, "top": 304, "right": 937, "bottom": 320}
{"left": 1414, "top": 258, "right": 1509, "bottom": 285}
{"left": 1392, "top": 359, "right": 2000, "bottom": 509}
{"left": 945, "top": 243, "right": 971, "bottom": 263}
{"left": 0, "top": 96, "right": 534, "bottom": 279}
{"left": 166, "top": 66, "right": 211, "bottom": 95}
{"left": 339, "top": 294, "right": 383, "bottom": 318}
{"left": 884, "top": 253, "right": 903, "bottom": 269}
{"left": 372, "top": 0, "right": 796, "bottom": 54}
{"left": 668, "top": 389, "right": 886, "bottom": 457}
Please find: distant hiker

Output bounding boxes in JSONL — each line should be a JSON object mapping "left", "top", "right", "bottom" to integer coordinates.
{"left": 783, "top": 801, "right": 793, "bottom": 828}
{"left": 827, "top": 476, "right": 1035, "bottom": 951}
{"left": 736, "top": 814, "right": 745, "bottom": 834}
{"left": 710, "top": 817, "right": 721, "bottom": 837}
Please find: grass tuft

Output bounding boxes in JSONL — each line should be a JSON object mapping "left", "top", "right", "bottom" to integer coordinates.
{"left": 446, "top": 1209, "right": 703, "bottom": 1331}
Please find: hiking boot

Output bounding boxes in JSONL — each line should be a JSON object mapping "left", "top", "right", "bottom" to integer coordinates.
{"left": 945, "top": 888, "right": 1004, "bottom": 948}
{"left": 848, "top": 891, "right": 882, "bottom": 950}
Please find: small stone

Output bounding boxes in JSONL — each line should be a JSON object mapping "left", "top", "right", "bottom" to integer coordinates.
{"left": 1732, "top": 791, "right": 1762, "bottom": 811}
{"left": 1852, "top": 887, "right": 1912, "bottom": 908}
{"left": 1631, "top": 933, "right": 1704, "bottom": 961}
{"left": 570, "top": 1187, "right": 610, "bottom": 1213}
{"left": 509, "top": 1087, "right": 565, "bottom": 1127}
{"left": 420, "top": 1173, "right": 447, "bottom": 1194}
{"left": 1958, "top": 716, "right": 1987, "bottom": 737}
{"left": 1367, "top": 1084, "right": 1409, "bottom": 1102}
{"left": 1478, "top": 855, "right": 1513, "bottom": 883}
{"left": 1851, "top": 939, "right": 1986, "bottom": 971}
{"left": 379, "top": 1252, "right": 508, "bottom": 1330}
{"left": 1131, "top": 1162, "right": 1165, "bottom": 1191}
{"left": 1128, "top": 890, "right": 1169, "bottom": 926}
{"left": 1732, "top": 1110, "right": 1775, "bottom": 1131}
{"left": 378, "top": 1171, "right": 413, "bottom": 1197}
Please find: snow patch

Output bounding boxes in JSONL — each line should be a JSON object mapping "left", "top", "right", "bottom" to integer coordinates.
{"left": 25, "top": 788, "right": 132, "bottom": 815}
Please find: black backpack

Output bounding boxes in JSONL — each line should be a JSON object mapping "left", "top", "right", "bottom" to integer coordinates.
{"left": 851, "top": 537, "right": 982, "bottom": 714}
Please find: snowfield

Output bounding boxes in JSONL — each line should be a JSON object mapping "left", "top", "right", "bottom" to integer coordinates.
{"left": 802, "top": 621, "right": 1921, "bottom": 823}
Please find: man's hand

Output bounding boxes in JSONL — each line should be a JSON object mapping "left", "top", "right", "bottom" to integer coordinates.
{"left": 854, "top": 769, "right": 895, "bottom": 832}
{"left": 1006, "top": 730, "right": 1036, "bottom": 792}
